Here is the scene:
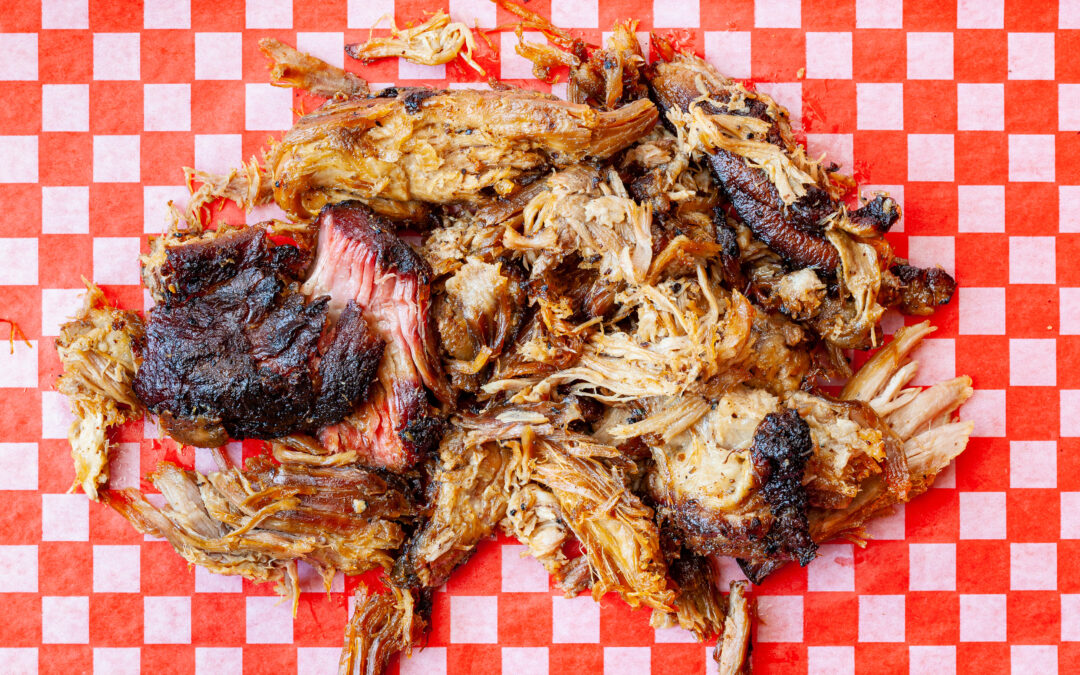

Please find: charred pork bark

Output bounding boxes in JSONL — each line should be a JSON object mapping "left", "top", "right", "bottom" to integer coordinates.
{"left": 133, "top": 227, "right": 384, "bottom": 447}
{"left": 304, "top": 202, "right": 451, "bottom": 471}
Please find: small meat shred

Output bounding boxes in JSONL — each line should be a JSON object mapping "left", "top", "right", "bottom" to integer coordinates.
{"left": 346, "top": 10, "right": 486, "bottom": 75}
{"left": 260, "top": 37, "right": 369, "bottom": 99}
{"left": 339, "top": 585, "right": 429, "bottom": 675}
{"left": 55, "top": 282, "right": 145, "bottom": 500}
{"left": 714, "top": 581, "right": 752, "bottom": 675}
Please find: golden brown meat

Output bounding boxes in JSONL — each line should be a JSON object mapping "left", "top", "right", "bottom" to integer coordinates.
{"left": 55, "top": 282, "right": 145, "bottom": 500}
{"left": 260, "top": 37, "right": 369, "bottom": 99}
{"left": 346, "top": 10, "right": 484, "bottom": 75}
{"left": 339, "top": 585, "right": 429, "bottom": 675}
{"left": 267, "top": 88, "right": 658, "bottom": 219}
{"left": 714, "top": 581, "right": 752, "bottom": 675}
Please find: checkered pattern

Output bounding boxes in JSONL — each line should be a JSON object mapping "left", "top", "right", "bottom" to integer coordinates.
{"left": 2, "top": 0, "right": 1077, "bottom": 673}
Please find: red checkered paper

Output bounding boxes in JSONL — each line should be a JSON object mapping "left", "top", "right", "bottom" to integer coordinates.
{"left": 2, "top": 0, "right": 1077, "bottom": 673}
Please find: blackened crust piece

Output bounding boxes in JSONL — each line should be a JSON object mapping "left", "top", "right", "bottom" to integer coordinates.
{"left": 748, "top": 408, "right": 817, "bottom": 567}
{"left": 133, "top": 227, "right": 384, "bottom": 447}
{"left": 885, "top": 262, "right": 957, "bottom": 316}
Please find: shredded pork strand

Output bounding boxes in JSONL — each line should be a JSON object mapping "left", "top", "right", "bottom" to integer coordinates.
{"left": 260, "top": 37, "right": 369, "bottom": 98}
{"left": 346, "top": 10, "right": 486, "bottom": 75}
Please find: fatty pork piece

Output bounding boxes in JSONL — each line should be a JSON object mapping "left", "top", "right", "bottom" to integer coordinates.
{"left": 132, "top": 226, "right": 384, "bottom": 448}
{"left": 646, "top": 53, "right": 956, "bottom": 344}
{"left": 103, "top": 453, "right": 414, "bottom": 608}
{"left": 339, "top": 584, "right": 430, "bottom": 675}
{"left": 266, "top": 87, "right": 658, "bottom": 220}
{"left": 304, "top": 201, "right": 451, "bottom": 472}
{"left": 55, "top": 282, "right": 145, "bottom": 500}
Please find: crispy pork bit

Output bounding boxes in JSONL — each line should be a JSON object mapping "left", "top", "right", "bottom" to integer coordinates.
{"left": 133, "top": 226, "right": 385, "bottom": 447}
{"left": 339, "top": 585, "right": 430, "bottom": 675}
{"left": 750, "top": 408, "right": 817, "bottom": 564}
{"left": 266, "top": 88, "right": 658, "bottom": 219}
{"left": 55, "top": 283, "right": 145, "bottom": 500}
{"left": 714, "top": 581, "right": 753, "bottom": 675}
{"left": 346, "top": 10, "right": 485, "bottom": 75}
{"left": 304, "top": 202, "right": 450, "bottom": 471}
{"left": 259, "top": 37, "right": 369, "bottom": 99}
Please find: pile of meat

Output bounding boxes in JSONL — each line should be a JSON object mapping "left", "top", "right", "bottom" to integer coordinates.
{"left": 56, "top": 15, "right": 972, "bottom": 675}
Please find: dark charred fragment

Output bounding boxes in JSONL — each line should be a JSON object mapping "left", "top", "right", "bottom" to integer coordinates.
{"left": 849, "top": 194, "right": 900, "bottom": 234}
{"left": 883, "top": 262, "right": 957, "bottom": 316}
{"left": 654, "top": 499, "right": 772, "bottom": 561}
{"left": 402, "top": 88, "right": 438, "bottom": 114}
{"left": 711, "top": 205, "right": 748, "bottom": 288}
{"left": 133, "top": 227, "right": 384, "bottom": 447}
{"left": 749, "top": 408, "right": 817, "bottom": 566}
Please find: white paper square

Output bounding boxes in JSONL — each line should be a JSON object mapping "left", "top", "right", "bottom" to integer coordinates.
{"left": 0, "top": 648, "right": 37, "bottom": 674}
{"left": 0, "top": 238, "right": 37, "bottom": 285}
{"left": 715, "top": 555, "right": 751, "bottom": 586}
{"left": 245, "top": 596, "right": 293, "bottom": 643}
{"left": 449, "top": 0, "right": 495, "bottom": 28}
{"left": 1010, "top": 543, "right": 1056, "bottom": 591}
{"left": 654, "top": 0, "right": 700, "bottom": 28}
{"left": 42, "top": 390, "right": 76, "bottom": 440}
{"left": 806, "top": 134, "right": 853, "bottom": 173}
{"left": 93, "top": 237, "right": 141, "bottom": 285}
{"left": 347, "top": 0, "right": 393, "bottom": 29}
{"left": 909, "top": 646, "right": 956, "bottom": 675}
{"left": 194, "top": 564, "right": 243, "bottom": 593}
{"left": 295, "top": 33, "right": 345, "bottom": 70}
{"left": 500, "top": 32, "right": 546, "bottom": 80}
{"left": 756, "top": 82, "right": 802, "bottom": 125}
{"left": 858, "top": 595, "right": 905, "bottom": 643}
{"left": 908, "top": 236, "right": 955, "bottom": 276}
{"left": 41, "top": 186, "right": 90, "bottom": 235}
{"left": 551, "top": 0, "right": 597, "bottom": 28}
{"left": 43, "top": 0, "right": 89, "bottom": 29}
{"left": 93, "top": 33, "right": 140, "bottom": 81}
{"left": 957, "top": 83, "right": 1004, "bottom": 131}
{"left": 0, "top": 34, "right": 38, "bottom": 81}
{"left": 144, "top": 84, "right": 191, "bottom": 132}
{"left": 908, "top": 33, "right": 953, "bottom": 80}
{"left": 93, "top": 648, "right": 139, "bottom": 675}
{"left": 501, "top": 545, "right": 550, "bottom": 593}
{"left": 757, "top": 596, "right": 803, "bottom": 642}
{"left": 960, "top": 492, "right": 1006, "bottom": 539}
{"left": 654, "top": 626, "right": 697, "bottom": 643}
{"left": 1063, "top": 595, "right": 1080, "bottom": 641}
{"left": 398, "top": 61, "right": 446, "bottom": 80}
{"left": 908, "top": 134, "right": 954, "bottom": 182}
{"left": 195, "top": 648, "right": 242, "bottom": 675}
{"left": 958, "top": 185, "right": 1005, "bottom": 233}
{"left": 143, "top": 185, "right": 188, "bottom": 234}
{"left": 0, "top": 546, "right": 38, "bottom": 592}
{"left": 247, "top": 0, "right": 292, "bottom": 28}
{"left": 856, "top": 0, "right": 901, "bottom": 28}
{"left": 909, "top": 543, "right": 956, "bottom": 591}
{"left": 1058, "top": 85, "right": 1080, "bottom": 131}
{"left": 603, "top": 647, "right": 648, "bottom": 675}
{"left": 704, "top": 32, "right": 752, "bottom": 81}
{"left": 499, "top": 648, "right": 548, "bottom": 675}
{"left": 755, "top": 0, "right": 800, "bottom": 28}
{"left": 958, "top": 388, "right": 1005, "bottom": 438}
{"left": 42, "top": 596, "right": 89, "bottom": 644}
{"left": 909, "top": 338, "right": 955, "bottom": 387}
{"left": 1009, "top": 134, "right": 1055, "bottom": 182}
{"left": 865, "top": 503, "right": 905, "bottom": 540}
{"left": 144, "top": 597, "right": 192, "bottom": 644}
{"left": 552, "top": 595, "right": 600, "bottom": 643}
{"left": 959, "top": 287, "right": 1005, "bottom": 335}
{"left": 1010, "top": 441, "right": 1058, "bottom": 488}
{"left": 1009, "top": 236, "right": 1056, "bottom": 284}
{"left": 958, "top": 0, "right": 1003, "bottom": 28}
{"left": 1062, "top": 493, "right": 1080, "bottom": 539}
{"left": 400, "top": 646, "right": 446, "bottom": 675}
{"left": 1062, "top": 390, "right": 1080, "bottom": 437}
{"left": 807, "top": 544, "right": 855, "bottom": 592}
{"left": 807, "top": 646, "right": 854, "bottom": 675}
{"left": 193, "top": 134, "right": 242, "bottom": 177}
{"left": 1011, "top": 646, "right": 1058, "bottom": 675}
{"left": 0, "top": 136, "right": 38, "bottom": 183}
{"left": 450, "top": 596, "right": 498, "bottom": 644}
{"left": 806, "top": 33, "right": 852, "bottom": 79}
{"left": 856, "top": 83, "right": 903, "bottom": 131}
{"left": 93, "top": 135, "right": 140, "bottom": 183}
{"left": 1009, "top": 33, "right": 1055, "bottom": 80}
{"left": 42, "top": 493, "right": 89, "bottom": 542}
{"left": 0, "top": 443, "right": 38, "bottom": 491}
{"left": 42, "top": 84, "right": 89, "bottom": 132}
{"left": 245, "top": 83, "right": 293, "bottom": 131}
{"left": 144, "top": 0, "right": 190, "bottom": 29}
{"left": 93, "top": 545, "right": 141, "bottom": 593}
{"left": 963, "top": 591, "right": 1010, "bottom": 639}
{"left": 1009, "top": 338, "right": 1057, "bottom": 386}
{"left": 194, "top": 33, "right": 242, "bottom": 81}
{"left": 296, "top": 648, "right": 339, "bottom": 675}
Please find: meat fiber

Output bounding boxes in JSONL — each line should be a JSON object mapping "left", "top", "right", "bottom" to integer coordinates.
{"left": 133, "top": 226, "right": 385, "bottom": 447}
{"left": 303, "top": 202, "right": 451, "bottom": 471}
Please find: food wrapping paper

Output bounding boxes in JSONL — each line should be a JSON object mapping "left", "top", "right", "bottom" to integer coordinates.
{"left": 1, "top": 0, "right": 1076, "bottom": 672}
